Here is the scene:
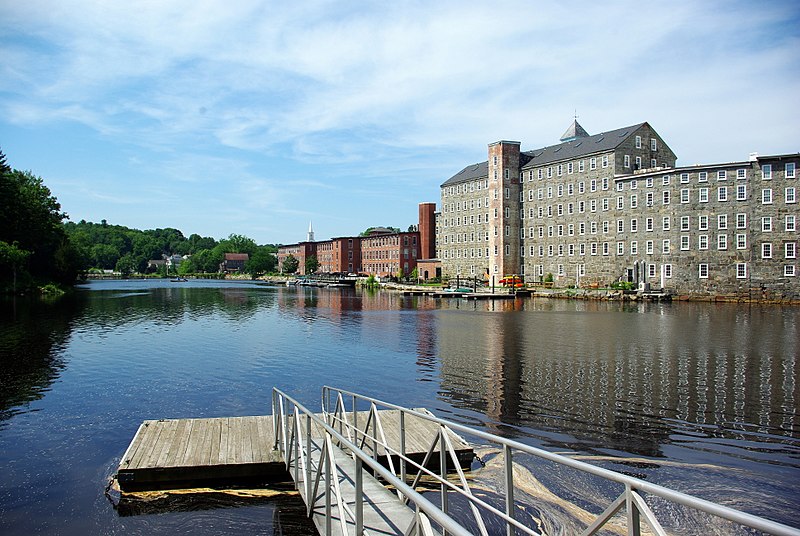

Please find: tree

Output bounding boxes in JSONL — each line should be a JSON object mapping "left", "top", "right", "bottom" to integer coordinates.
{"left": 246, "top": 246, "right": 276, "bottom": 275}
{"left": 0, "top": 241, "right": 31, "bottom": 293}
{"left": 115, "top": 254, "right": 138, "bottom": 277}
{"left": 224, "top": 234, "right": 257, "bottom": 256}
{"left": 282, "top": 254, "right": 299, "bottom": 274}
{"left": 0, "top": 153, "right": 79, "bottom": 289}
{"left": 305, "top": 255, "right": 320, "bottom": 274}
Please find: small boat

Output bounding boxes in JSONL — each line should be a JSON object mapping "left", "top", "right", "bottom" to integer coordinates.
{"left": 170, "top": 277, "right": 188, "bottom": 282}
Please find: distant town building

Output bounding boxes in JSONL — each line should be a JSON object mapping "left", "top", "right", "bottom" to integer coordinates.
{"left": 219, "top": 253, "right": 249, "bottom": 273}
{"left": 277, "top": 203, "right": 437, "bottom": 277}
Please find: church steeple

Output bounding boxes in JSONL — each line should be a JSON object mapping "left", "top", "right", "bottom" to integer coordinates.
{"left": 307, "top": 220, "right": 315, "bottom": 242}
{"left": 560, "top": 118, "right": 589, "bottom": 143}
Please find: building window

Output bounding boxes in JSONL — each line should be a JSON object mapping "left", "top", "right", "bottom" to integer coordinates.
{"left": 617, "top": 242, "right": 624, "bottom": 255}
{"left": 718, "top": 187, "right": 728, "bottom": 202}
{"left": 718, "top": 234, "right": 727, "bottom": 250}
{"left": 603, "top": 242, "right": 609, "bottom": 255}
{"left": 651, "top": 138, "right": 658, "bottom": 151}
{"left": 699, "top": 264, "right": 709, "bottom": 279}
{"left": 699, "top": 188, "right": 709, "bottom": 202}
{"left": 699, "top": 215, "right": 709, "bottom": 231}
{"left": 732, "top": 184, "right": 744, "bottom": 202}
{"left": 737, "top": 168, "right": 746, "bottom": 180}
{"left": 787, "top": 162, "right": 796, "bottom": 178}
{"left": 786, "top": 187, "right": 796, "bottom": 204}
{"left": 699, "top": 235, "right": 709, "bottom": 250}
{"left": 718, "top": 214, "right": 728, "bottom": 230}
{"left": 579, "top": 160, "right": 585, "bottom": 172}
{"left": 786, "top": 265, "right": 796, "bottom": 277}
{"left": 631, "top": 241, "right": 638, "bottom": 254}
{"left": 568, "top": 162, "right": 574, "bottom": 174}
{"left": 736, "top": 234, "right": 747, "bottom": 249}
{"left": 664, "top": 264, "right": 672, "bottom": 278}
{"left": 718, "top": 170, "right": 727, "bottom": 181}
{"left": 681, "top": 216, "right": 690, "bottom": 231}
{"left": 662, "top": 240, "right": 670, "bottom": 254}
{"left": 635, "top": 156, "right": 642, "bottom": 170}
{"left": 681, "top": 188, "right": 690, "bottom": 203}
{"left": 787, "top": 242, "right": 797, "bottom": 259}
{"left": 762, "top": 188, "right": 773, "bottom": 204}
{"left": 762, "top": 243, "right": 772, "bottom": 259}
{"left": 635, "top": 135, "right": 642, "bottom": 149}
{"left": 630, "top": 194, "right": 638, "bottom": 208}
{"left": 630, "top": 180, "right": 638, "bottom": 190}
{"left": 624, "top": 155, "right": 630, "bottom": 168}
{"left": 662, "top": 175, "right": 670, "bottom": 186}
{"left": 763, "top": 217, "right": 772, "bottom": 232}
{"left": 578, "top": 181, "right": 585, "bottom": 194}
{"left": 646, "top": 241, "right": 654, "bottom": 254}
{"left": 590, "top": 157, "right": 597, "bottom": 170}
{"left": 651, "top": 158, "right": 657, "bottom": 168}
{"left": 681, "top": 235, "right": 690, "bottom": 250}
{"left": 737, "top": 213, "right": 747, "bottom": 229}
{"left": 663, "top": 191, "right": 670, "bottom": 205}
{"left": 646, "top": 192, "right": 654, "bottom": 206}
{"left": 762, "top": 164, "right": 772, "bottom": 179}
{"left": 617, "top": 196, "right": 624, "bottom": 210}
{"left": 630, "top": 218, "right": 638, "bottom": 232}
{"left": 591, "top": 243, "right": 597, "bottom": 255}
{"left": 736, "top": 263, "right": 747, "bottom": 279}
{"left": 699, "top": 171, "right": 708, "bottom": 182}
{"left": 602, "top": 177, "right": 609, "bottom": 190}
{"left": 602, "top": 155, "right": 609, "bottom": 168}
{"left": 663, "top": 216, "right": 670, "bottom": 231}
{"left": 646, "top": 217, "right": 654, "bottom": 231}
{"left": 787, "top": 215, "right": 796, "bottom": 232}
{"left": 680, "top": 173, "right": 690, "bottom": 184}
{"left": 648, "top": 263, "right": 656, "bottom": 277}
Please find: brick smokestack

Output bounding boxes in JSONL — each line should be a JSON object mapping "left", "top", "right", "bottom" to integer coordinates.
{"left": 418, "top": 202, "right": 436, "bottom": 260}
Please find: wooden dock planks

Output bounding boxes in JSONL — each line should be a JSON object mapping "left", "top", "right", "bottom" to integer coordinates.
{"left": 116, "top": 410, "right": 474, "bottom": 491}
{"left": 116, "top": 416, "right": 285, "bottom": 489}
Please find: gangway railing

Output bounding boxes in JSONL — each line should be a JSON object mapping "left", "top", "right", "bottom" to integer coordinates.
{"left": 272, "top": 387, "right": 472, "bottom": 536}
{"left": 319, "top": 386, "right": 800, "bottom": 536}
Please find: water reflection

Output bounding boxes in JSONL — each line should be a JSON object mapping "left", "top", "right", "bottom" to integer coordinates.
{"left": 0, "top": 295, "right": 83, "bottom": 425}
{"left": 432, "top": 299, "right": 799, "bottom": 462}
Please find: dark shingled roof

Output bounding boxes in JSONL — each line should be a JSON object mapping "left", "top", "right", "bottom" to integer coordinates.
{"left": 521, "top": 123, "right": 646, "bottom": 170}
{"left": 441, "top": 122, "right": 647, "bottom": 187}
{"left": 441, "top": 161, "right": 488, "bottom": 187}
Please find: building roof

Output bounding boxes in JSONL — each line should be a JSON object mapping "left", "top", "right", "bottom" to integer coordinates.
{"left": 521, "top": 122, "right": 646, "bottom": 170}
{"left": 224, "top": 253, "right": 249, "bottom": 261}
{"left": 441, "top": 122, "right": 647, "bottom": 187}
{"left": 441, "top": 161, "right": 489, "bottom": 187}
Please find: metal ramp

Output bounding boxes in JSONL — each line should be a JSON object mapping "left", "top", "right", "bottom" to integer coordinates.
{"left": 273, "top": 386, "right": 800, "bottom": 536}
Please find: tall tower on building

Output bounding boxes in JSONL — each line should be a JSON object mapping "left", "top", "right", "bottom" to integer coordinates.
{"left": 307, "top": 220, "right": 315, "bottom": 242}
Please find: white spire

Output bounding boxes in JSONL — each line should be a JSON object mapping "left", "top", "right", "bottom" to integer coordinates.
{"left": 307, "top": 220, "right": 315, "bottom": 242}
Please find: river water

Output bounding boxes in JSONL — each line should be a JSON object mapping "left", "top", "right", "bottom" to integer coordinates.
{"left": 0, "top": 280, "right": 797, "bottom": 534}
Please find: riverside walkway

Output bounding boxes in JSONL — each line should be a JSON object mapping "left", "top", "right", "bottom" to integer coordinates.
{"left": 115, "top": 386, "right": 800, "bottom": 536}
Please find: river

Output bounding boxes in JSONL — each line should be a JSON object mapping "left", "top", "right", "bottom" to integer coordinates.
{"left": 0, "top": 280, "right": 797, "bottom": 534}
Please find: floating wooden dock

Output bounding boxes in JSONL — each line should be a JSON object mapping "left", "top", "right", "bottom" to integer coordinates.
{"left": 116, "top": 410, "right": 472, "bottom": 491}
{"left": 115, "top": 409, "right": 473, "bottom": 534}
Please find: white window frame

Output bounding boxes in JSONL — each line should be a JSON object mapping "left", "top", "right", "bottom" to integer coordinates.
{"left": 699, "top": 264, "right": 709, "bottom": 279}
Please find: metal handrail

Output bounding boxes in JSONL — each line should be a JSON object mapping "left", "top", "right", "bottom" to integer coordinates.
{"left": 272, "top": 387, "right": 473, "bottom": 536}
{"left": 321, "top": 385, "right": 800, "bottom": 536}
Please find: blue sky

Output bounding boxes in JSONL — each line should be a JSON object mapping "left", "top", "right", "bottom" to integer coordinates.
{"left": 1, "top": 1, "right": 798, "bottom": 245}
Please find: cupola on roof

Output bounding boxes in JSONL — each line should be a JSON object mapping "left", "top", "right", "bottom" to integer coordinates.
{"left": 559, "top": 119, "right": 590, "bottom": 142}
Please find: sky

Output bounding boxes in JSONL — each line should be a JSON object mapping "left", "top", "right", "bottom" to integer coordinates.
{"left": 1, "top": 1, "right": 799, "bottom": 246}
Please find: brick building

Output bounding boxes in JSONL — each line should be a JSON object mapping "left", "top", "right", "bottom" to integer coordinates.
{"left": 277, "top": 203, "right": 435, "bottom": 278}
{"left": 437, "top": 121, "right": 799, "bottom": 300}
